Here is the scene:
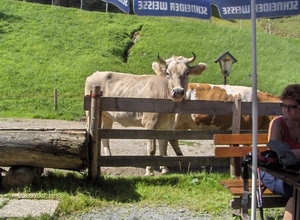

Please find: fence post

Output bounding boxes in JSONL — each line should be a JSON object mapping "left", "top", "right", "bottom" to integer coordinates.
{"left": 88, "top": 85, "right": 101, "bottom": 182}
{"left": 231, "top": 98, "right": 242, "bottom": 178}
{"left": 232, "top": 98, "right": 241, "bottom": 134}
{"left": 54, "top": 88, "right": 57, "bottom": 111}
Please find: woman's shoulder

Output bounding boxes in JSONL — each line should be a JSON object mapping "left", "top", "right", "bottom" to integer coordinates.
{"left": 269, "top": 116, "right": 286, "bottom": 132}
{"left": 271, "top": 116, "right": 283, "bottom": 125}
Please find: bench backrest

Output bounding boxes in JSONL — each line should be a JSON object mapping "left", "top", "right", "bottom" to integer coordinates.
{"left": 214, "top": 134, "right": 269, "bottom": 158}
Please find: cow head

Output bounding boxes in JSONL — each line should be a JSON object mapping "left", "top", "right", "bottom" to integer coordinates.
{"left": 153, "top": 53, "right": 207, "bottom": 102}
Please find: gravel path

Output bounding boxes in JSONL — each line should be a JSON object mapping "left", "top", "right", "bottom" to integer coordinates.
{"left": 76, "top": 205, "right": 214, "bottom": 220}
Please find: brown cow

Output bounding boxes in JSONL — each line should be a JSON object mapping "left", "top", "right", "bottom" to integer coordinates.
{"left": 85, "top": 54, "right": 207, "bottom": 175}
{"left": 175, "top": 83, "right": 281, "bottom": 131}
{"left": 151, "top": 62, "right": 280, "bottom": 131}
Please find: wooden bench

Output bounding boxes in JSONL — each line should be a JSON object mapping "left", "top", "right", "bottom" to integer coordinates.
{"left": 214, "top": 134, "right": 288, "bottom": 219}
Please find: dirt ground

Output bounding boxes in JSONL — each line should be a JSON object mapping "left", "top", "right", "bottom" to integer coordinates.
{"left": 0, "top": 117, "right": 216, "bottom": 176}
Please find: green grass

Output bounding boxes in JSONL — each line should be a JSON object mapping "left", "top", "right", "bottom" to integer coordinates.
{"left": 1, "top": 0, "right": 300, "bottom": 120}
{"left": 2, "top": 170, "right": 284, "bottom": 219}
{"left": 3, "top": 170, "right": 232, "bottom": 218}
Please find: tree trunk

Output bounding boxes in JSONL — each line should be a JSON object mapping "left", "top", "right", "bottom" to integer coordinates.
{"left": 0, "top": 130, "right": 88, "bottom": 171}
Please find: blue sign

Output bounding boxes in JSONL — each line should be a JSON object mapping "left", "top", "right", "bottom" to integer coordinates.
{"left": 105, "top": 0, "right": 130, "bottom": 13}
{"left": 133, "top": 0, "right": 211, "bottom": 20}
{"left": 214, "top": 0, "right": 300, "bottom": 20}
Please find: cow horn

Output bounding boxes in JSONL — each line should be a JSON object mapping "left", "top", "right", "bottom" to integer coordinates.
{"left": 157, "top": 53, "right": 166, "bottom": 65}
{"left": 188, "top": 52, "right": 196, "bottom": 63}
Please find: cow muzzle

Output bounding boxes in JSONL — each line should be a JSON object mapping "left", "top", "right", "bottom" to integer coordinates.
{"left": 170, "top": 88, "right": 185, "bottom": 102}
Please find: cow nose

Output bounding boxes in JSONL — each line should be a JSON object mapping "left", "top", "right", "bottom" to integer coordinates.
{"left": 170, "top": 88, "right": 185, "bottom": 100}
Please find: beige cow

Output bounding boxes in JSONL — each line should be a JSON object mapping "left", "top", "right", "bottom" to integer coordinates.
{"left": 85, "top": 53, "right": 207, "bottom": 176}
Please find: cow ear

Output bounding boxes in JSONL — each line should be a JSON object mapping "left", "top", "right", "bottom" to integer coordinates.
{"left": 189, "top": 63, "right": 207, "bottom": 75}
{"left": 157, "top": 54, "right": 167, "bottom": 65}
{"left": 152, "top": 62, "right": 166, "bottom": 76}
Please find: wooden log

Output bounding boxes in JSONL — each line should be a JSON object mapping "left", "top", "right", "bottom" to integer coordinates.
{"left": 0, "top": 130, "right": 88, "bottom": 171}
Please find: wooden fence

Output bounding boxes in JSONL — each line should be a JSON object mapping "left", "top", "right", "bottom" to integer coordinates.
{"left": 84, "top": 85, "right": 282, "bottom": 181}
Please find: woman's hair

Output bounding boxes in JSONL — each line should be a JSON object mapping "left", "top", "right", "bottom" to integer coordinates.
{"left": 280, "top": 84, "right": 300, "bottom": 104}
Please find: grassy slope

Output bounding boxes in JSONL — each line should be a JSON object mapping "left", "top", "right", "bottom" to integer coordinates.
{"left": 1, "top": 0, "right": 300, "bottom": 120}
{"left": 1, "top": 1, "right": 143, "bottom": 119}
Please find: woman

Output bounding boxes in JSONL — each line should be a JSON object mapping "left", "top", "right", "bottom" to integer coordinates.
{"left": 261, "top": 84, "right": 300, "bottom": 219}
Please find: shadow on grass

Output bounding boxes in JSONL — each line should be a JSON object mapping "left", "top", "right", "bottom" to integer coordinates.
{"left": 2, "top": 171, "right": 182, "bottom": 204}
{"left": 0, "top": 11, "right": 22, "bottom": 35}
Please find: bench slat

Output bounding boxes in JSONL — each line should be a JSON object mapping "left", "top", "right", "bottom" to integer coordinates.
{"left": 220, "top": 179, "right": 251, "bottom": 187}
{"left": 215, "top": 146, "right": 268, "bottom": 158}
{"left": 231, "top": 197, "right": 289, "bottom": 209}
{"left": 228, "top": 187, "right": 275, "bottom": 196}
{"left": 220, "top": 179, "right": 276, "bottom": 196}
{"left": 213, "top": 134, "right": 268, "bottom": 145}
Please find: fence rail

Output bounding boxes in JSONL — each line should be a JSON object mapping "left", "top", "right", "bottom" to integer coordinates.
{"left": 84, "top": 96, "right": 282, "bottom": 115}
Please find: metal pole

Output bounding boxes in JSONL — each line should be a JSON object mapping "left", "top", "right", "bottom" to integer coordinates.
{"left": 251, "top": 0, "right": 258, "bottom": 219}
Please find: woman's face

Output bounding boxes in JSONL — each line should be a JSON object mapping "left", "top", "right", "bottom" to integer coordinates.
{"left": 281, "top": 98, "right": 300, "bottom": 121}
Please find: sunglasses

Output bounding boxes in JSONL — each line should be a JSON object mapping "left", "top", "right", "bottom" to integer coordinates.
{"left": 280, "top": 103, "right": 300, "bottom": 111}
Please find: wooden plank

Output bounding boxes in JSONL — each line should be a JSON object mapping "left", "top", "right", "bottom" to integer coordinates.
{"left": 228, "top": 186, "right": 275, "bottom": 196}
{"left": 257, "top": 102, "right": 282, "bottom": 116}
{"left": 221, "top": 179, "right": 272, "bottom": 191}
{"left": 214, "top": 146, "right": 268, "bottom": 158}
{"left": 231, "top": 197, "right": 288, "bottom": 209}
{"left": 99, "top": 129, "right": 267, "bottom": 140}
{"left": 244, "top": 102, "right": 282, "bottom": 115}
{"left": 101, "top": 98, "right": 234, "bottom": 114}
{"left": 84, "top": 97, "right": 234, "bottom": 114}
{"left": 99, "top": 129, "right": 232, "bottom": 140}
{"left": 83, "top": 96, "right": 282, "bottom": 116}
{"left": 97, "top": 156, "right": 229, "bottom": 167}
{"left": 213, "top": 134, "right": 268, "bottom": 145}
{"left": 221, "top": 180, "right": 278, "bottom": 196}
{"left": 221, "top": 179, "right": 251, "bottom": 188}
